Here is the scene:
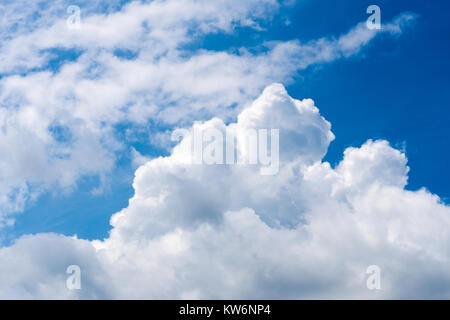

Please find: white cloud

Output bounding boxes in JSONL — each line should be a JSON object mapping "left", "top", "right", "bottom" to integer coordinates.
{"left": 0, "top": 84, "right": 449, "bottom": 299}
{"left": 0, "top": 0, "right": 416, "bottom": 220}
{"left": 1, "top": 0, "right": 438, "bottom": 300}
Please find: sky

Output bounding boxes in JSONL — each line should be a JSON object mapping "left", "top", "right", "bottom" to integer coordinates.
{"left": 0, "top": 0, "right": 449, "bottom": 299}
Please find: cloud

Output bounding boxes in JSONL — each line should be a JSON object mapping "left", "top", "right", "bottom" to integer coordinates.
{"left": 0, "top": 84, "right": 449, "bottom": 299}
{"left": 0, "top": 0, "right": 416, "bottom": 221}
{"left": 0, "top": 0, "right": 434, "bottom": 300}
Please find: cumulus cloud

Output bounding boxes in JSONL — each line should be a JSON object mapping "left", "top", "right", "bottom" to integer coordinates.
{"left": 0, "top": 84, "right": 449, "bottom": 299}
{"left": 0, "top": 0, "right": 417, "bottom": 221}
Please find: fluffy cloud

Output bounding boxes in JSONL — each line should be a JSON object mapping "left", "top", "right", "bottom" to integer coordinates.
{"left": 1, "top": 84, "right": 449, "bottom": 299}
{"left": 0, "top": 0, "right": 416, "bottom": 221}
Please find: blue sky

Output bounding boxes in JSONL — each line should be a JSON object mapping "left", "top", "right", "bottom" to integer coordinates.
{"left": 6, "top": 0, "right": 449, "bottom": 242}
